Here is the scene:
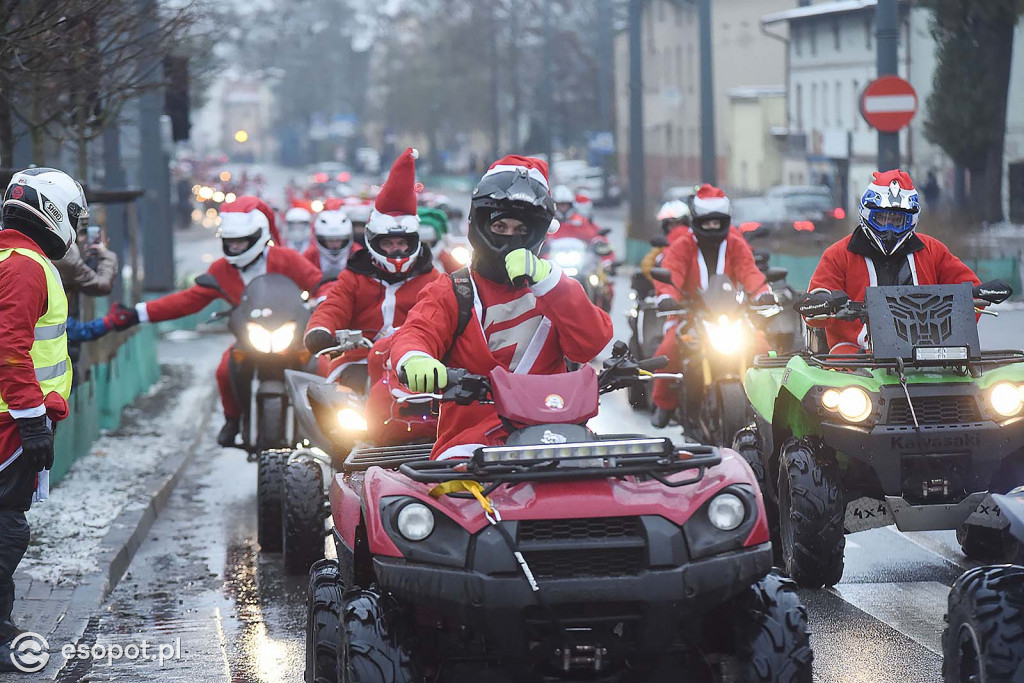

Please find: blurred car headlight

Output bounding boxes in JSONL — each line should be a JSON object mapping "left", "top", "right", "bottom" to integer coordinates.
{"left": 396, "top": 502, "right": 435, "bottom": 541}
{"left": 708, "top": 493, "right": 746, "bottom": 531}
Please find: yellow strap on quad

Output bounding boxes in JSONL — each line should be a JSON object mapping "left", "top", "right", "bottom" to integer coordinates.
{"left": 428, "top": 479, "right": 495, "bottom": 518}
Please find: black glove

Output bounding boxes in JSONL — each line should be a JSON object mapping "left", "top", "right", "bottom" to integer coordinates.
{"left": 304, "top": 327, "right": 336, "bottom": 355}
{"left": 15, "top": 416, "right": 53, "bottom": 472}
{"left": 753, "top": 290, "right": 778, "bottom": 306}
{"left": 657, "top": 297, "right": 681, "bottom": 312}
{"left": 794, "top": 290, "right": 848, "bottom": 317}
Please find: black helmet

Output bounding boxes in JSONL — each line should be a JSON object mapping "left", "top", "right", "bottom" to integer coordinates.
{"left": 469, "top": 164, "right": 555, "bottom": 284}
{"left": 689, "top": 184, "right": 731, "bottom": 244}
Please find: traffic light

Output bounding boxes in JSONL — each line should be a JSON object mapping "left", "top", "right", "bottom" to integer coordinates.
{"left": 163, "top": 56, "right": 191, "bottom": 142}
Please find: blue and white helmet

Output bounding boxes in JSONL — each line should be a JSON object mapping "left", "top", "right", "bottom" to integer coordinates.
{"left": 859, "top": 169, "right": 921, "bottom": 256}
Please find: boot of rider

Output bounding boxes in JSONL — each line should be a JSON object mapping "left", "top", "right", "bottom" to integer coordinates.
{"left": 0, "top": 508, "right": 30, "bottom": 670}
{"left": 217, "top": 417, "right": 241, "bottom": 448}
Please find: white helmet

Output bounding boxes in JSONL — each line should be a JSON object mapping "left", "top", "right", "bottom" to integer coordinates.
{"left": 284, "top": 206, "right": 313, "bottom": 225}
{"left": 313, "top": 209, "right": 353, "bottom": 256}
{"left": 365, "top": 209, "right": 421, "bottom": 274}
{"left": 218, "top": 206, "right": 270, "bottom": 268}
{"left": 551, "top": 184, "right": 576, "bottom": 222}
{"left": 344, "top": 202, "right": 372, "bottom": 225}
{"left": 2, "top": 167, "right": 88, "bottom": 259}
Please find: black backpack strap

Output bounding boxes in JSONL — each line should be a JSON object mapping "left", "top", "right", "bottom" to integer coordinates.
{"left": 449, "top": 267, "right": 474, "bottom": 341}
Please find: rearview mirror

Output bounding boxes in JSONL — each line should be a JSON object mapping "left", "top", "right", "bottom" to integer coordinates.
{"left": 649, "top": 236, "right": 669, "bottom": 248}
{"left": 195, "top": 274, "right": 221, "bottom": 291}
{"left": 597, "top": 228, "right": 612, "bottom": 237}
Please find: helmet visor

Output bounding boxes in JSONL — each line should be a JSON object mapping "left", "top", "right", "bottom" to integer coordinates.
{"left": 867, "top": 209, "right": 914, "bottom": 234}
{"left": 223, "top": 230, "right": 261, "bottom": 256}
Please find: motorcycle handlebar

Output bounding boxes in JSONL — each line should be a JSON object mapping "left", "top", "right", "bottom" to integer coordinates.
{"left": 638, "top": 356, "right": 670, "bottom": 372}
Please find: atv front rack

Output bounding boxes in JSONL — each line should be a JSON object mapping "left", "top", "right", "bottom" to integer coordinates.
{"left": 343, "top": 443, "right": 433, "bottom": 473}
{"left": 754, "top": 349, "right": 1024, "bottom": 371}
{"left": 399, "top": 444, "right": 721, "bottom": 486}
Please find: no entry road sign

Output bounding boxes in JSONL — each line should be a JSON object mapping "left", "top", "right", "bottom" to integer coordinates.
{"left": 861, "top": 76, "right": 918, "bottom": 133}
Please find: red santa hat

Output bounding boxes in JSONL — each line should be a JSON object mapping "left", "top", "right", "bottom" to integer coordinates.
{"left": 482, "top": 155, "right": 550, "bottom": 189}
{"left": 692, "top": 184, "right": 731, "bottom": 218}
{"left": 373, "top": 147, "right": 419, "bottom": 217}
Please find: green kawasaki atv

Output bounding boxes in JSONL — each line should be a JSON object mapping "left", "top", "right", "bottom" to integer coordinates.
{"left": 735, "top": 280, "right": 1024, "bottom": 588}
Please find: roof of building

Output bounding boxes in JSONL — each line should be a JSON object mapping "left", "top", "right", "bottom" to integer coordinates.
{"left": 728, "top": 86, "right": 787, "bottom": 100}
{"left": 762, "top": 0, "right": 878, "bottom": 26}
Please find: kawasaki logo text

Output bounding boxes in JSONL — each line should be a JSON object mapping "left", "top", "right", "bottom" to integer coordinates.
{"left": 890, "top": 434, "right": 980, "bottom": 450}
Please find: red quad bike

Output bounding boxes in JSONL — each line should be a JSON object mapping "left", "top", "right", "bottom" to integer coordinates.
{"left": 305, "top": 342, "right": 813, "bottom": 683}
{"left": 269, "top": 331, "right": 438, "bottom": 574}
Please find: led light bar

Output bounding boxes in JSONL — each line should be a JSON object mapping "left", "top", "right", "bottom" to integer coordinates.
{"left": 475, "top": 438, "right": 673, "bottom": 465}
{"left": 914, "top": 346, "right": 968, "bottom": 362}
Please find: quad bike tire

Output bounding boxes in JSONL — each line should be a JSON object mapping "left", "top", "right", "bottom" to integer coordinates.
{"left": 257, "top": 450, "right": 289, "bottom": 553}
{"left": 734, "top": 427, "right": 781, "bottom": 566}
{"left": 942, "top": 564, "right": 1024, "bottom": 682}
{"left": 306, "top": 559, "right": 344, "bottom": 683}
{"left": 778, "top": 439, "right": 845, "bottom": 588}
{"left": 956, "top": 523, "right": 1005, "bottom": 563}
{"left": 712, "top": 380, "right": 751, "bottom": 448}
{"left": 257, "top": 396, "right": 287, "bottom": 452}
{"left": 283, "top": 457, "right": 326, "bottom": 575}
{"left": 722, "top": 571, "right": 814, "bottom": 682}
{"left": 336, "top": 587, "right": 419, "bottom": 683}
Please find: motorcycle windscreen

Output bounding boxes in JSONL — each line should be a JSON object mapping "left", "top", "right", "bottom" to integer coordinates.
{"left": 864, "top": 283, "right": 981, "bottom": 362}
{"left": 701, "top": 273, "right": 744, "bottom": 315}
{"left": 228, "top": 273, "right": 311, "bottom": 343}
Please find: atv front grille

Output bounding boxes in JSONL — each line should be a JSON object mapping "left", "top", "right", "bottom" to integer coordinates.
{"left": 516, "top": 517, "right": 647, "bottom": 579}
{"left": 886, "top": 396, "right": 981, "bottom": 426}
{"left": 517, "top": 517, "right": 642, "bottom": 542}
{"left": 523, "top": 547, "right": 647, "bottom": 579}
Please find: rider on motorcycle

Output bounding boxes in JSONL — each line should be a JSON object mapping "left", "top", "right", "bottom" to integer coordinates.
{"left": 123, "top": 196, "right": 326, "bottom": 447}
{"left": 302, "top": 209, "right": 353, "bottom": 282}
{"left": 804, "top": 169, "right": 980, "bottom": 354}
{"left": 642, "top": 200, "right": 692, "bottom": 297}
{"left": 650, "top": 184, "right": 773, "bottom": 429}
{"left": 390, "top": 155, "right": 614, "bottom": 460}
{"left": 283, "top": 206, "right": 313, "bottom": 251}
{"left": 303, "top": 149, "right": 441, "bottom": 391}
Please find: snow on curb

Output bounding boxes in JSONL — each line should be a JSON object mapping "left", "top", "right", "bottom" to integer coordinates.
{"left": 21, "top": 350, "right": 218, "bottom": 587}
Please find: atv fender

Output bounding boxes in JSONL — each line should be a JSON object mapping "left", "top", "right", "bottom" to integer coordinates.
{"left": 991, "top": 489, "right": 1024, "bottom": 541}
{"left": 330, "top": 473, "right": 366, "bottom": 553}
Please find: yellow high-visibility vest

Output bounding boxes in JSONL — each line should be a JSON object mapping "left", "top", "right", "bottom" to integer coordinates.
{"left": 0, "top": 247, "right": 72, "bottom": 412}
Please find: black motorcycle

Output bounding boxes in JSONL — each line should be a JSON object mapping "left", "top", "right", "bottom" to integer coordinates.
{"left": 196, "top": 273, "right": 312, "bottom": 456}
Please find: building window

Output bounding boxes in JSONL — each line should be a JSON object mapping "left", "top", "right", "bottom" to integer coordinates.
{"left": 852, "top": 79, "right": 860, "bottom": 130}
{"left": 796, "top": 83, "right": 804, "bottom": 131}
{"left": 675, "top": 3, "right": 682, "bottom": 27}
{"left": 811, "top": 82, "right": 818, "bottom": 129}
{"left": 823, "top": 82, "right": 830, "bottom": 126}
{"left": 658, "top": 0, "right": 665, "bottom": 22}
{"left": 676, "top": 45, "right": 683, "bottom": 87}
{"left": 833, "top": 19, "right": 841, "bottom": 51}
{"left": 865, "top": 15, "right": 873, "bottom": 50}
{"left": 810, "top": 21, "right": 818, "bottom": 56}
{"left": 835, "top": 81, "right": 843, "bottom": 128}
{"left": 687, "top": 45, "right": 695, "bottom": 92}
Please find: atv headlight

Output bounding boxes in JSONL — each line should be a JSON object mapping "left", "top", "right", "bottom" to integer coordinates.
{"left": 450, "top": 245, "right": 470, "bottom": 265}
{"left": 990, "top": 382, "right": 1023, "bottom": 417}
{"left": 396, "top": 502, "right": 434, "bottom": 541}
{"left": 703, "top": 316, "right": 745, "bottom": 355}
{"left": 821, "top": 389, "right": 841, "bottom": 410}
{"left": 247, "top": 322, "right": 296, "bottom": 353}
{"left": 708, "top": 493, "right": 746, "bottom": 531}
{"left": 836, "top": 386, "right": 872, "bottom": 422}
{"left": 337, "top": 407, "right": 367, "bottom": 432}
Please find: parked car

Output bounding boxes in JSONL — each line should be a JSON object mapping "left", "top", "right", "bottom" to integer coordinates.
{"left": 766, "top": 184, "right": 847, "bottom": 229}
{"left": 573, "top": 169, "right": 622, "bottom": 206}
{"left": 732, "top": 195, "right": 836, "bottom": 235}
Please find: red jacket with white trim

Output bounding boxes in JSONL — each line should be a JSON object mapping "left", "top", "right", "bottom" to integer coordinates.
{"left": 661, "top": 227, "right": 768, "bottom": 298}
{"left": 391, "top": 265, "right": 614, "bottom": 459}
{"left": 808, "top": 232, "right": 980, "bottom": 353}
{"left": 139, "top": 246, "right": 324, "bottom": 323}
{"left": 652, "top": 225, "right": 693, "bottom": 298}
{"left": 306, "top": 250, "right": 441, "bottom": 366}
{"left": 549, "top": 212, "right": 599, "bottom": 242}
{"left": 0, "top": 231, "right": 71, "bottom": 464}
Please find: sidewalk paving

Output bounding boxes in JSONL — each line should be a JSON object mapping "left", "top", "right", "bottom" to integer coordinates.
{"left": 0, "top": 331, "right": 228, "bottom": 680}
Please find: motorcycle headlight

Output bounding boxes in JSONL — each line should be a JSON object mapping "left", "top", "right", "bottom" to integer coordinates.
{"left": 564, "top": 267, "right": 579, "bottom": 277}
{"left": 337, "top": 407, "right": 368, "bottom": 432}
{"left": 246, "top": 323, "right": 273, "bottom": 353}
{"left": 708, "top": 493, "right": 746, "bottom": 531}
{"left": 451, "top": 245, "right": 471, "bottom": 265}
{"left": 396, "top": 502, "right": 435, "bottom": 541}
{"left": 269, "top": 322, "right": 296, "bottom": 352}
{"left": 836, "top": 386, "right": 872, "bottom": 422}
{"left": 553, "top": 250, "right": 583, "bottom": 268}
{"left": 588, "top": 274, "right": 600, "bottom": 287}
{"left": 990, "top": 382, "right": 1024, "bottom": 417}
{"left": 703, "top": 316, "right": 745, "bottom": 355}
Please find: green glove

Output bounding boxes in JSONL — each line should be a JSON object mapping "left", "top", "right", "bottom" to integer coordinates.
{"left": 505, "top": 248, "right": 553, "bottom": 286}
{"left": 403, "top": 356, "right": 448, "bottom": 393}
